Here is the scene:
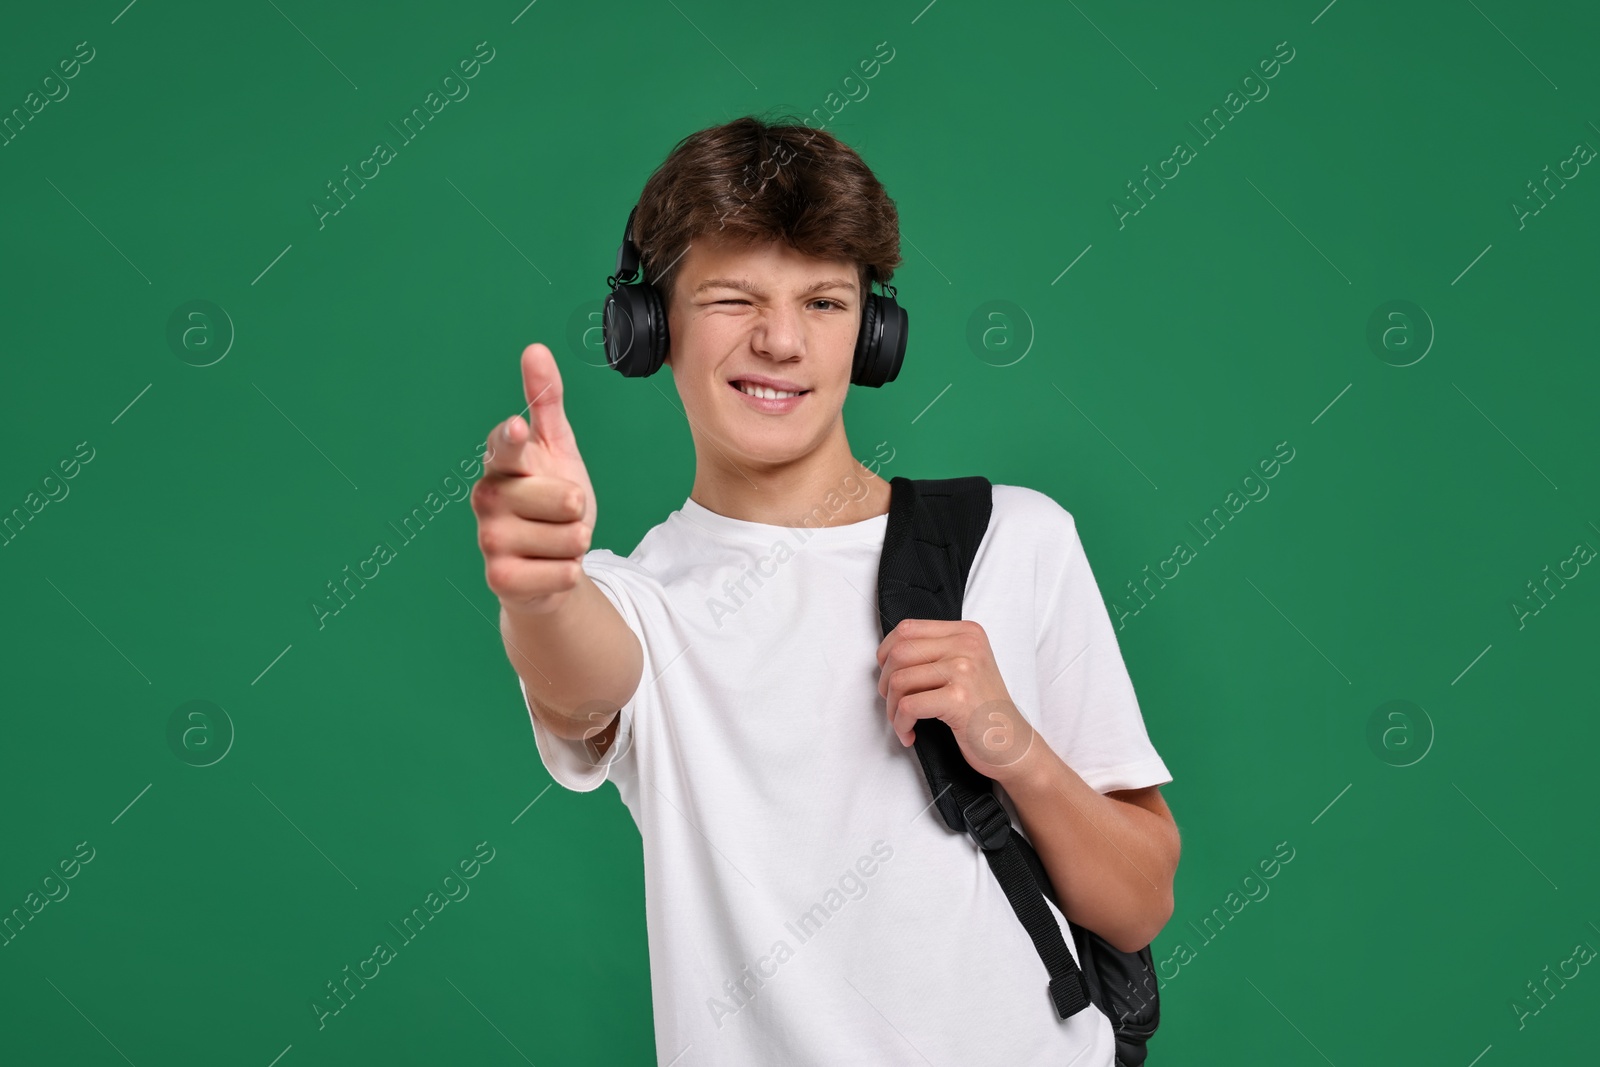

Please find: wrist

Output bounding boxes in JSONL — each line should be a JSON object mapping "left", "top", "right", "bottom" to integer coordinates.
{"left": 993, "top": 725, "right": 1059, "bottom": 794}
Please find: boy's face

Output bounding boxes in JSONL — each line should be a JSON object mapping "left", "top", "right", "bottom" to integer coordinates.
{"left": 663, "top": 235, "right": 863, "bottom": 469}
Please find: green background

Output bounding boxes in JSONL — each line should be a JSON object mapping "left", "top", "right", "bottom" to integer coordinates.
{"left": 3, "top": 0, "right": 1596, "bottom": 1063}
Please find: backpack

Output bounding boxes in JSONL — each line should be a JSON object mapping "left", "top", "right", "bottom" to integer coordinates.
{"left": 875, "top": 475, "right": 1161, "bottom": 1066}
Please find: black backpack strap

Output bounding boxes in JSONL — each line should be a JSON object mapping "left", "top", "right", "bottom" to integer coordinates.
{"left": 877, "top": 476, "right": 1093, "bottom": 1020}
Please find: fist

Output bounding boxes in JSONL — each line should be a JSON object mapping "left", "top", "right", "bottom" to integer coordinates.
{"left": 471, "top": 343, "right": 599, "bottom": 614}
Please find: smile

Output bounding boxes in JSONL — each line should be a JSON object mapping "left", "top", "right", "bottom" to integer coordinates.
{"left": 729, "top": 380, "right": 809, "bottom": 412}
{"left": 733, "top": 381, "right": 806, "bottom": 399}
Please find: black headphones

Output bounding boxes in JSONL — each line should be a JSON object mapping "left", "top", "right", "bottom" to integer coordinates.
{"left": 602, "top": 203, "right": 907, "bottom": 388}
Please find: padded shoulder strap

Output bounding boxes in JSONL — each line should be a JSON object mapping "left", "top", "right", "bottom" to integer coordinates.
{"left": 878, "top": 476, "right": 996, "bottom": 837}
{"left": 877, "top": 476, "right": 1093, "bottom": 1020}
{"left": 877, "top": 475, "right": 993, "bottom": 633}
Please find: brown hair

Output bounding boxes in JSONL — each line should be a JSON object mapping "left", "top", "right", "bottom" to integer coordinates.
{"left": 629, "top": 113, "right": 902, "bottom": 309}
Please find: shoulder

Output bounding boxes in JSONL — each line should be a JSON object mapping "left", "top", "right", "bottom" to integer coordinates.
{"left": 582, "top": 508, "right": 677, "bottom": 584}
{"left": 582, "top": 545, "right": 662, "bottom": 585}
{"left": 581, "top": 544, "right": 669, "bottom": 611}
{"left": 988, "top": 483, "right": 1080, "bottom": 542}
{"left": 982, "top": 484, "right": 1098, "bottom": 603}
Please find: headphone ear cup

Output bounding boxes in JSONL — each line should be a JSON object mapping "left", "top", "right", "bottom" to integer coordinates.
{"left": 852, "top": 295, "right": 880, "bottom": 386}
{"left": 604, "top": 282, "right": 669, "bottom": 377}
{"left": 852, "top": 291, "right": 908, "bottom": 388}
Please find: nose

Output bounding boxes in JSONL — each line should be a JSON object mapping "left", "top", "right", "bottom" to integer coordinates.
{"left": 749, "top": 303, "right": 806, "bottom": 362}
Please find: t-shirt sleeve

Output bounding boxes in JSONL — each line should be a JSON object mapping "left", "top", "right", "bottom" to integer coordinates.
{"left": 519, "top": 548, "right": 656, "bottom": 794}
{"left": 1032, "top": 499, "right": 1172, "bottom": 794}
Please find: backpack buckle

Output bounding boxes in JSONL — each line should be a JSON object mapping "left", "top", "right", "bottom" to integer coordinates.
{"left": 961, "top": 792, "right": 1011, "bottom": 851}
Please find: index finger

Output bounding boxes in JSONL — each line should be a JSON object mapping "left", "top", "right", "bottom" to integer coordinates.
{"left": 482, "top": 415, "right": 531, "bottom": 478}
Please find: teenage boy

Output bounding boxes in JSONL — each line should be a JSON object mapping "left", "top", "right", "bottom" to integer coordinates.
{"left": 471, "top": 116, "right": 1179, "bottom": 1066}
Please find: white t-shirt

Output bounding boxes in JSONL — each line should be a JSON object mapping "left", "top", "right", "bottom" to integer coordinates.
{"left": 519, "top": 482, "right": 1172, "bottom": 1067}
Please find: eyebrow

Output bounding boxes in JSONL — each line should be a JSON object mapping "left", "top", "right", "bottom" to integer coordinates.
{"left": 693, "top": 276, "right": 859, "bottom": 298}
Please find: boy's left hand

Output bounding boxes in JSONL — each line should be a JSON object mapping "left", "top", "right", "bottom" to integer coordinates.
{"left": 876, "top": 618, "right": 1037, "bottom": 784}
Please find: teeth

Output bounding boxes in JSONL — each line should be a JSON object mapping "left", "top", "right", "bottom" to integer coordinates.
{"left": 736, "top": 382, "right": 802, "bottom": 399}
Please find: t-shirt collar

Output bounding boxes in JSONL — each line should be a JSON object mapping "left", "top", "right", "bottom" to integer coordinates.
{"left": 676, "top": 495, "right": 889, "bottom": 546}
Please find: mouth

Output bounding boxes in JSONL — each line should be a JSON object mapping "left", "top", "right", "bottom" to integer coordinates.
{"left": 729, "top": 379, "right": 810, "bottom": 400}
{"left": 728, "top": 379, "right": 810, "bottom": 412}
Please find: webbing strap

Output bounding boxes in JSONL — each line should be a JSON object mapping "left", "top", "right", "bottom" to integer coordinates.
{"left": 973, "top": 793, "right": 1093, "bottom": 1018}
{"left": 877, "top": 475, "right": 1093, "bottom": 1020}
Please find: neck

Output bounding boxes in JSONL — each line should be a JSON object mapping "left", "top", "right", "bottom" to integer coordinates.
{"left": 688, "top": 434, "right": 892, "bottom": 528}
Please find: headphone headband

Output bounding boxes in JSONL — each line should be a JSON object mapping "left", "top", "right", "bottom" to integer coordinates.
{"left": 611, "top": 205, "right": 642, "bottom": 285}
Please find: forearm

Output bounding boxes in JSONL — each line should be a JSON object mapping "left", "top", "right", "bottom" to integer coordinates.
{"left": 1002, "top": 740, "right": 1177, "bottom": 953}
{"left": 501, "top": 572, "right": 641, "bottom": 740}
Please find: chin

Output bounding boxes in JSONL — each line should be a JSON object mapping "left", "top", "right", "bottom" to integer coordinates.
{"left": 721, "top": 416, "right": 818, "bottom": 458}
{"left": 730, "top": 433, "right": 812, "bottom": 467}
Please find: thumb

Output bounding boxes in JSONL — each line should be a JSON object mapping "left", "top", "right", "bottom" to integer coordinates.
{"left": 521, "top": 342, "right": 573, "bottom": 448}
